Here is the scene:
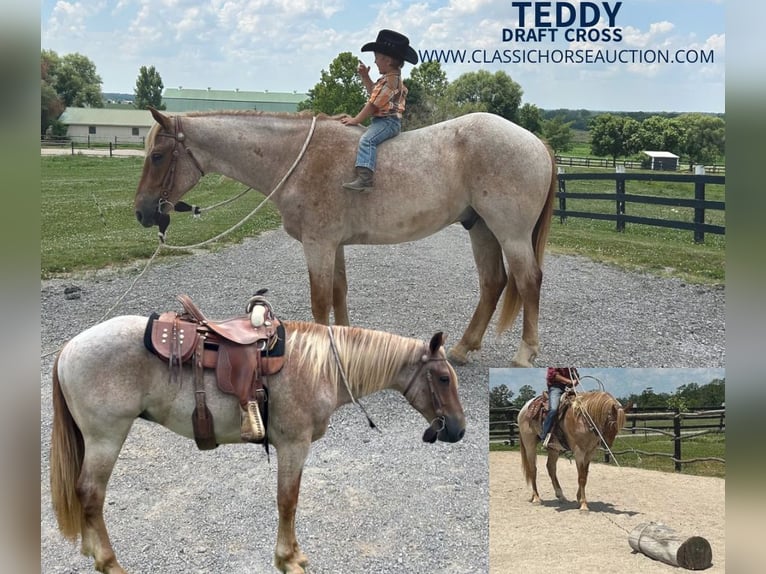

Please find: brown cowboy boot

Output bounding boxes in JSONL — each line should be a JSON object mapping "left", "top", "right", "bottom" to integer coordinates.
{"left": 342, "top": 167, "right": 374, "bottom": 191}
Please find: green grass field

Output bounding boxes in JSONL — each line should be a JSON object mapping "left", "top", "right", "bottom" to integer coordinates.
{"left": 41, "top": 155, "right": 281, "bottom": 277}
{"left": 41, "top": 155, "right": 724, "bottom": 285}
{"left": 490, "top": 432, "right": 725, "bottom": 478}
{"left": 548, "top": 166, "right": 725, "bottom": 284}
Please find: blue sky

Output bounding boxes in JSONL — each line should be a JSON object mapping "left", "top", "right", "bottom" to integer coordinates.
{"left": 489, "top": 368, "right": 726, "bottom": 399}
{"left": 41, "top": 1, "right": 724, "bottom": 112}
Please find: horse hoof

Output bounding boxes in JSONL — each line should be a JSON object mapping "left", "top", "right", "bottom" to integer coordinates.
{"left": 447, "top": 346, "right": 469, "bottom": 365}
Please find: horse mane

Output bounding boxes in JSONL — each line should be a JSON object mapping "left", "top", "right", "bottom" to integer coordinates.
{"left": 144, "top": 109, "right": 339, "bottom": 153}
{"left": 282, "top": 320, "right": 425, "bottom": 395}
{"left": 571, "top": 391, "right": 626, "bottom": 443}
{"left": 183, "top": 109, "right": 333, "bottom": 120}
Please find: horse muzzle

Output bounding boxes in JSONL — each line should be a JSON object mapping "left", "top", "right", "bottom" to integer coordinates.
{"left": 135, "top": 198, "right": 171, "bottom": 232}
{"left": 135, "top": 199, "right": 159, "bottom": 228}
{"left": 422, "top": 415, "right": 465, "bottom": 444}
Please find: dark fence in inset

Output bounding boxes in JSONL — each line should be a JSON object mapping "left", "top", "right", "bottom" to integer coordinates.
{"left": 490, "top": 406, "right": 725, "bottom": 472}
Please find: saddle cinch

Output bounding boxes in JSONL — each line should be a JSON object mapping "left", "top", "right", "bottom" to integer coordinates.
{"left": 144, "top": 292, "right": 286, "bottom": 450}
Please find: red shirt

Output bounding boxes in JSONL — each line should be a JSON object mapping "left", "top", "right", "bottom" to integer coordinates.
{"left": 546, "top": 367, "right": 579, "bottom": 389}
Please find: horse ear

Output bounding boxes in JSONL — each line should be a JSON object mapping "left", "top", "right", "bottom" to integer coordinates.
{"left": 149, "top": 106, "right": 172, "bottom": 131}
{"left": 428, "top": 332, "right": 445, "bottom": 354}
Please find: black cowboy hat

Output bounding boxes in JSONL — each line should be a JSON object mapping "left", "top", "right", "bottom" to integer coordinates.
{"left": 361, "top": 29, "right": 418, "bottom": 65}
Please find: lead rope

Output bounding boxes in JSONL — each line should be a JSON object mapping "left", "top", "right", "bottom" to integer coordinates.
{"left": 40, "top": 117, "right": 317, "bottom": 360}
{"left": 158, "top": 115, "right": 317, "bottom": 249}
{"left": 326, "top": 326, "right": 381, "bottom": 432}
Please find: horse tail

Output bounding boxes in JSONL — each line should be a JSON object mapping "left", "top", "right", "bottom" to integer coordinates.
{"left": 533, "top": 145, "right": 557, "bottom": 267}
{"left": 50, "top": 349, "right": 85, "bottom": 542}
{"left": 518, "top": 402, "right": 534, "bottom": 485}
{"left": 496, "top": 145, "right": 556, "bottom": 333}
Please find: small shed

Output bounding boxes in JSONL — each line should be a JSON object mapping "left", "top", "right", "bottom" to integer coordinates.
{"left": 162, "top": 87, "right": 308, "bottom": 113}
{"left": 58, "top": 108, "right": 154, "bottom": 145}
{"left": 642, "top": 151, "right": 680, "bottom": 171}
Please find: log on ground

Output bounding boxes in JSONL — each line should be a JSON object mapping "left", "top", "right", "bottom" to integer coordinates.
{"left": 628, "top": 522, "right": 712, "bottom": 570}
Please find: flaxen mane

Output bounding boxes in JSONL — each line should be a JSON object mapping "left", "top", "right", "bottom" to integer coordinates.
{"left": 283, "top": 320, "right": 436, "bottom": 395}
{"left": 572, "top": 391, "right": 626, "bottom": 444}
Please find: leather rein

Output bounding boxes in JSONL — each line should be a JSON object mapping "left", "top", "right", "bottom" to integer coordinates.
{"left": 326, "top": 326, "right": 449, "bottom": 433}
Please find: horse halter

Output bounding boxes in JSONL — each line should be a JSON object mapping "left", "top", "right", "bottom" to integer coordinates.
{"left": 153, "top": 115, "right": 205, "bottom": 209}
{"left": 403, "top": 351, "right": 451, "bottom": 432}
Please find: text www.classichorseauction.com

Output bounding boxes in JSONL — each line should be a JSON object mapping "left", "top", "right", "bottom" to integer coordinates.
{"left": 418, "top": 0, "right": 716, "bottom": 67}
{"left": 418, "top": 47, "right": 716, "bottom": 66}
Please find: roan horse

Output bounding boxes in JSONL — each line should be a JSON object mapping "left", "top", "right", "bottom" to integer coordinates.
{"left": 133, "top": 109, "right": 556, "bottom": 367}
{"left": 50, "top": 315, "right": 465, "bottom": 574}
{"left": 517, "top": 391, "right": 626, "bottom": 511}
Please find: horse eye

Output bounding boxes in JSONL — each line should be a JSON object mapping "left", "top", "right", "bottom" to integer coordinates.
{"left": 438, "top": 375, "right": 450, "bottom": 385}
{"left": 151, "top": 152, "right": 163, "bottom": 164}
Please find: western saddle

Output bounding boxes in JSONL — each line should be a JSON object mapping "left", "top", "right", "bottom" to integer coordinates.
{"left": 144, "top": 292, "right": 286, "bottom": 450}
{"left": 527, "top": 390, "right": 575, "bottom": 452}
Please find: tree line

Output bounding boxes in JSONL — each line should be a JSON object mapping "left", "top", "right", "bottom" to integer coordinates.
{"left": 40, "top": 49, "right": 725, "bottom": 168}
{"left": 490, "top": 378, "right": 725, "bottom": 424}
{"left": 41, "top": 49, "right": 164, "bottom": 136}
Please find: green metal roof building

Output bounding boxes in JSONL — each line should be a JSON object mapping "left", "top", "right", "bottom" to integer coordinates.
{"left": 57, "top": 108, "right": 154, "bottom": 144}
{"left": 162, "top": 88, "right": 308, "bottom": 113}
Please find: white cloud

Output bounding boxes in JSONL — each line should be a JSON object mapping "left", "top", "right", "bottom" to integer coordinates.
{"left": 622, "top": 21, "right": 674, "bottom": 48}
{"left": 46, "top": 1, "right": 88, "bottom": 38}
{"left": 40, "top": 0, "right": 725, "bottom": 111}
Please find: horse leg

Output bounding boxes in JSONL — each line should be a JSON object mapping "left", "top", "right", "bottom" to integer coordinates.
{"left": 448, "top": 220, "right": 506, "bottom": 365}
{"left": 77, "top": 434, "right": 132, "bottom": 574}
{"left": 575, "top": 454, "right": 590, "bottom": 511}
{"left": 545, "top": 450, "right": 567, "bottom": 502}
{"left": 303, "top": 242, "right": 337, "bottom": 325}
{"left": 274, "top": 440, "right": 312, "bottom": 574}
{"left": 332, "top": 245, "right": 350, "bottom": 326}
{"left": 519, "top": 426, "right": 541, "bottom": 504}
{"left": 501, "top": 241, "right": 542, "bottom": 367}
{"left": 527, "top": 447, "right": 541, "bottom": 504}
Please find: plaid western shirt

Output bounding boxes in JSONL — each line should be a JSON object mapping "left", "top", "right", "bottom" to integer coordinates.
{"left": 368, "top": 72, "right": 408, "bottom": 118}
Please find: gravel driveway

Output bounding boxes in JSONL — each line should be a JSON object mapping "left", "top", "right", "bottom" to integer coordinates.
{"left": 40, "top": 223, "right": 724, "bottom": 573}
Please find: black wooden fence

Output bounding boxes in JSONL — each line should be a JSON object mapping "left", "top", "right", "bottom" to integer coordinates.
{"left": 556, "top": 171, "right": 725, "bottom": 243}
{"left": 490, "top": 406, "right": 725, "bottom": 472}
{"left": 556, "top": 155, "right": 725, "bottom": 175}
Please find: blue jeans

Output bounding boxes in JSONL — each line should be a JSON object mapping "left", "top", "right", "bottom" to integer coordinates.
{"left": 355, "top": 116, "right": 401, "bottom": 171}
{"left": 541, "top": 386, "right": 564, "bottom": 437}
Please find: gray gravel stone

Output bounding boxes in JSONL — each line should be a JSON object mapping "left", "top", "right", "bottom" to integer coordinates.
{"left": 40, "top": 224, "right": 723, "bottom": 573}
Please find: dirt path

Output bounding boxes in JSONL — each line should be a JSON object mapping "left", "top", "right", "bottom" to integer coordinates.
{"left": 490, "top": 451, "right": 725, "bottom": 573}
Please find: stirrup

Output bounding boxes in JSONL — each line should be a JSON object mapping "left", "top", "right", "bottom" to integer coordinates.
{"left": 544, "top": 433, "right": 565, "bottom": 452}
{"left": 240, "top": 401, "right": 265, "bottom": 442}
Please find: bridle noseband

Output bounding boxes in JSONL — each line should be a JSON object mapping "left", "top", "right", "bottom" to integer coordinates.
{"left": 154, "top": 115, "right": 205, "bottom": 210}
